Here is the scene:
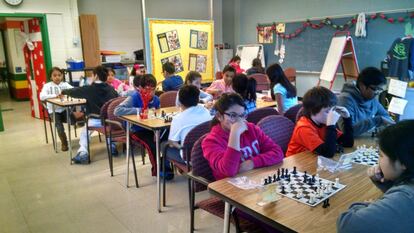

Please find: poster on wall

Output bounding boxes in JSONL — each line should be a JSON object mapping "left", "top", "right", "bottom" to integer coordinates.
{"left": 157, "top": 30, "right": 181, "bottom": 53}
{"left": 190, "top": 30, "right": 208, "bottom": 50}
{"left": 161, "top": 54, "right": 184, "bottom": 73}
{"left": 188, "top": 54, "right": 207, "bottom": 73}
{"left": 257, "top": 26, "right": 273, "bottom": 44}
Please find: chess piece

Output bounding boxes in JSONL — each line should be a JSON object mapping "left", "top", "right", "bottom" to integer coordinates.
{"left": 286, "top": 183, "right": 292, "bottom": 192}
{"left": 281, "top": 186, "right": 286, "bottom": 194}
{"left": 311, "top": 175, "right": 316, "bottom": 183}
{"left": 277, "top": 168, "right": 280, "bottom": 177}
{"left": 273, "top": 174, "right": 277, "bottom": 182}
{"left": 293, "top": 166, "right": 297, "bottom": 174}
{"left": 309, "top": 193, "right": 316, "bottom": 204}
{"left": 281, "top": 168, "right": 285, "bottom": 178}
{"left": 335, "top": 178, "right": 340, "bottom": 188}
{"left": 322, "top": 198, "right": 330, "bottom": 208}
{"left": 285, "top": 169, "right": 288, "bottom": 177}
{"left": 297, "top": 190, "right": 303, "bottom": 198}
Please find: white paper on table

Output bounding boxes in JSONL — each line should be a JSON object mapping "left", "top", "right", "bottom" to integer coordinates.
{"left": 388, "top": 97, "right": 408, "bottom": 115}
{"left": 388, "top": 79, "right": 408, "bottom": 98}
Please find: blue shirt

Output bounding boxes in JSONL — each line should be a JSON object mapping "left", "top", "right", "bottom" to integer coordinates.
{"left": 273, "top": 84, "right": 298, "bottom": 113}
{"left": 162, "top": 75, "right": 183, "bottom": 91}
{"left": 244, "top": 100, "right": 256, "bottom": 114}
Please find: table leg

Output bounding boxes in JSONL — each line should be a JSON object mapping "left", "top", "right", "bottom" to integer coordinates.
{"left": 155, "top": 129, "right": 161, "bottom": 213}
{"left": 52, "top": 105, "right": 58, "bottom": 153}
{"left": 67, "top": 107, "right": 72, "bottom": 163}
{"left": 125, "top": 121, "right": 130, "bottom": 188}
{"left": 223, "top": 202, "right": 230, "bottom": 233}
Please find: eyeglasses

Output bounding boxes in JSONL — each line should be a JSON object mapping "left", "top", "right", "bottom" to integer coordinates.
{"left": 368, "top": 86, "right": 384, "bottom": 94}
{"left": 223, "top": 112, "right": 247, "bottom": 121}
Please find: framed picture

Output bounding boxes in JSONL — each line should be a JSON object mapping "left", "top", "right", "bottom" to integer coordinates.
{"left": 257, "top": 26, "right": 273, "bottom": 44}
{"left": 190, "top": 30, "right": 208, "bottom": 50}
{"left": 157, "top": 30, "right": 181, "bottom": 53}
{"left": 188, "top": 53, "right": 207, "bottom": 73}
{"left": 161, "top": 53, "right": 184, "bottom": 73}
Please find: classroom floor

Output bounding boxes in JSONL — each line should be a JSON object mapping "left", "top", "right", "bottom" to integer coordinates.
{"left": 0, "top": 88, "right": 228, "bottom": 233}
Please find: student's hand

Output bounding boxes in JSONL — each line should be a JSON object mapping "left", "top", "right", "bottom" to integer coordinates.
{"left": 334, "top": 106, "right": 350, "bottom": 118}
{"left": 367, "top": 165, "right": 385, "bottom": 183}
{"left": 57, "top": 94, "right": 64, "bottom": 99}
{"left": 326, "top": 108, "right": 341, "bottom": 126}
{"left": 204, "top": 101, "right": 214, "bottom": 109}
{"left": 231, "top": 119, "right": 248, "bottom": 135}
{"left": 381, "top": 116, "right": 395, "bottom": 125}
{"left": 261, "top": 96, "right": 273, "bottom": 102}
{"left": 239, "top": 160, "right": 254, "bottom": 173}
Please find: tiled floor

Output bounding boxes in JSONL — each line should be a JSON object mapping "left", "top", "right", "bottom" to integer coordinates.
{"left": 0, "top": 89, "right": 229, "bottom": 233}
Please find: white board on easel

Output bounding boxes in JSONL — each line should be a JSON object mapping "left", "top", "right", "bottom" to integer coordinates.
{"left": 236, "top": 44, "right": 265, "bottom": 72}
{"left": 319, "top": 34, "right": 359, "bottom": 89}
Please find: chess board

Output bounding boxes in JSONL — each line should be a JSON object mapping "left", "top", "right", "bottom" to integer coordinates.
{"left": 350, "top": 146, "right": 379, "bottom": 167}
{"left": 264, "top": 169, "right": 346, "bottom": 207}
{"left": 155, "top": 111, "right": 178, "bottom": 122}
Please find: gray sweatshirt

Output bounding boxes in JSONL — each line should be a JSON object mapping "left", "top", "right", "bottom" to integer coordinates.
{"left": 337, "top": 82, "right": 390, "bottom": 136}
{"left": 337, "top": 178, "right": 414, "bottom": 233}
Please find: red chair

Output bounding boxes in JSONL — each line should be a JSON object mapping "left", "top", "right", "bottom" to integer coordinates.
{"left": 159, "top": 91, "right": 178, "bottom": 108}
{"left": 283, "top": 103, "right": 303, "bottom": 123}
{"left": 284, "top": 67, "right": 297, "bottom": 85}
{"left": 248, "top": 73, "right": 270, "bottom": 91}
{"left": 257, "top": 115, "right": 295, "bottom": 153}
{"left": 246, "top": 107, "right": 279, "bottom": 124}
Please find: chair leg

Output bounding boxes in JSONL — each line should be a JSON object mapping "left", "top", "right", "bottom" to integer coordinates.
{"left": 74, "top": 124, "right": 77, "bottom": 138}
{"left": 162, "top": 153, "right": 166, "bottom": 207}
{"left": 131, "top": 145, "right": 139, "bottom": 188}
{"left": 86, "top": 125, "right": 91, "bottom": 163}
{"left": 190, "top": 180, "right": 195, "bottom": 233}
{"left": 43, "top": 112, "right": 48, "bottom": 144}
{"left": 107, "top": 133, "right": 113, "bottom": 177}
{"left": 232, "top": 210, "right": 242, "bottom": 233}
{"left": 48, "top": 117, "right": 56, "bottom": 151}
{"left": 141, "top": 146, "right": 146, "bottom": 165}
{"left": 98, "top": 132, "right": 102, "bottom": 142}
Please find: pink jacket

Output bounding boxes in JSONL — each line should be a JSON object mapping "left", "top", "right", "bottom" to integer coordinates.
{"left": 229, "top": 62, "right": 245, "bottom": 74}
{"left": 202, "top": 122, "right": 284, "bottom": 180}
{"left": 110, "top": 78, "right": 129, "bottom": 92}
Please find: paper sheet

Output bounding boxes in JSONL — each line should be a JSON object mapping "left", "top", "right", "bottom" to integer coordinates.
{"left": 388, "top": 97, "right": 408, "bottom": 115}
{"left": 388, "top": 79, "right": 408, "bottom": 98}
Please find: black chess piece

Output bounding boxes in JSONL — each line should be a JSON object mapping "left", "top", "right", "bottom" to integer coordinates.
{"left": 277, "top": 168, "right": 280, "bottom": 177}
{"left": 268, "top": 176, "right": 272, "bottom": 183}
{"left": 322, "top": 198, "right": 330, "bottom": 208}
{"left": 264, "top": 178, "right": 268, "bottom": 185}
{"left": 161, "top": 110, "right": 166, "bottom": 117}
{"left": 281, "top": 186, "right": 286, "bottom": 194}
{"left": 285, "top": 169, "right": 288, "bottom": 177}
{"left": 281, "top": 168, "right": 285, "bottom": 178}
{"left": 272, "top": 174, "right": 277, "bottom": 182}
{"left": 312, "top": 175, "right": 316, "bottom": 183}
{"left": 276, "top": 173, "right": 280, "bottom": 181}
{"left": 293, "top": 166, "right": 297, "bottom": 174}
{"left": 304, "top": 171, "right": 307, "bottom": 177}
{"left": 286, "top": 174, "right": 291, "bottom": 182}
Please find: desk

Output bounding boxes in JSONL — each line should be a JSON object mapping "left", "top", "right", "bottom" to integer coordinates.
{"left": 208, "top": 138, "right": 381, "bottom": 233}
{"left": 256, "top": 98, "right": 276, "bottom": 109}
{"left": 45, "top": 97, "right": 87, "bottom": 163}
{"left": 119, "top": 106, "right": 178, "bottom": 212}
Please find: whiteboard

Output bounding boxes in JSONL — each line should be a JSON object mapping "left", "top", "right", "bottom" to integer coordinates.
{"left": 236, "top": 44, "right": 265, "bottom": 72}
{"left": 320, "top": 36, "right": 347, "bottom": 82}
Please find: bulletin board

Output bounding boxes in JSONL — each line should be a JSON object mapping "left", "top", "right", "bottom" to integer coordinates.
{"left": 145, "top": 19, "right": 214, "bottom": 85}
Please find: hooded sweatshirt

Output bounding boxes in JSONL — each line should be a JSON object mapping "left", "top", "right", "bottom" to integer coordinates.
{"left": 202, "top": 122, "right": 284, "bottom": 180}
{"left": 337, "top": 82, "right": 390, "bottom": 137}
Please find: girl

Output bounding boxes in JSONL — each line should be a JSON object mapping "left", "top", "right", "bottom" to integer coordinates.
{"left": 246, "top": 58, "right": 265, "bottom": 75}
{"left": 175, "top": 71, "right": 213, "bottom": 106}
{"left": 228, "top": 55, "right": 245, "bottom": 74}
{"left": 337, "top": 120, "right": 414, "bottom": 233}
{"left": 206, "top": 65, "right": 236, "bottom": 98}
{"left": 266, "top": 63, "right": 298, "bottom": 114}
{"left": 107, "top": 67, "right": 129, "bottom": 96}
{"left": 232, "top": 74, "right": 257, "bottom": 114}
{"left": 40, "top": 67, "right": 73, "bottom": 151}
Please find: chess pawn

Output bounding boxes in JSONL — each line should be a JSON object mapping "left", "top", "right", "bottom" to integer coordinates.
{"left": 285, "top": 183, "right": 292, "bottom": 192}
{"left": 309, "top": 193, "right": 316, "bottom": 204}
{"left": 335, "top": 178, "right": 340, "bottom": 188}
{"left": 296, "top": 190, "right": 303, "bottom": 199}
{"left": 327, "top": 183, "right": 333, "bottom": 193}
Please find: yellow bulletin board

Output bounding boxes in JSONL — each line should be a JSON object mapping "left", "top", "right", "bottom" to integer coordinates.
{"left": 144, "top": 19, "right": 214, "bottom": 85}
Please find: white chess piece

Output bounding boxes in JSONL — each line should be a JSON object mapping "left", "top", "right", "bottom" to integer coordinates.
{"left": 309, "top": 193, "right": 316, "bottom": 204}
{"left": 335, "top": 178, "right": 340, "bottom": 188}
{"left": 297, "top": 190, "right": 303, "bottom": 198}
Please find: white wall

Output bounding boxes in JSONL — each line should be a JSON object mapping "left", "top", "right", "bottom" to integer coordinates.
{"left": 0, "top": 0, "right": 83, "bottom": 69}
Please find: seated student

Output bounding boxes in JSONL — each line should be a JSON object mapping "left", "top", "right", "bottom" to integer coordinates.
{"left": 107, "top": 67, "right": 129, "bottom": 96}
{"left": 337, "top": 120, "right": 414, "bottom": 233}
{"left": 228, "top": 55, "right": 245, "bottom": 74}
{"left": 161, "top": 62, "right": 183, "bottom": 91}
{"left": 40, "top": 67, "right": 73, "bottom": 151}
{"left": 266, "top": 63, "right": 298, "bottom": 114}
{"left": 206, "top": 65, "right": 236, "bottom": 98}
{"left": 125, "top": 75, "right": 142, "bottom": 97}
{"left": 338, "top": 67, "right": 394, "bottom": 137}
{"left": 232, "top": 74, "right": 257, "bottom": 114}
{"left": 246, "top": 58, "right": 265, "bottom": 76}
{"left": 175, "top": 71, "right": 213, "bottom": 106}
{"left": 286, "top": 86, "right": 354, "bottom": 158}
{"left": 166, "top": 85, "right": 212, "bottom": 164}
{"left": 114, "top": 74, "right": 165, "bottom": 177}
{"left": 62, "top": 66, "right": 118, "bottom": 163}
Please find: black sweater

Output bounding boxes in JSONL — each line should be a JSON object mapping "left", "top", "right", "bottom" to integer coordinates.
{"left": 62, "top": 83, "right": 118, "bottom": 115}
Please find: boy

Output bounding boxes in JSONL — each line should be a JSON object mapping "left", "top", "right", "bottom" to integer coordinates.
{"left": 62, "top": 66, "right": 118, "bottom": 163}
{"left": 161, "top": 62, "right": 183, "bottom": 91}
{"left": 40, "top": 67, "right": 73, "bottom": 151}
{"left": 165, "top": 85, "right": 212, "bottom": 164}
{"left": 114, "top": 74, "right": 162, "bottom": 177}
{"left": 286, "top": 86, "right": 354, "bottom": 158}
{"left": 338, "top": 67, "right": 394, "bottom": 137}
{"left": 206, "top": 65, "right": 236, "bottom": 98}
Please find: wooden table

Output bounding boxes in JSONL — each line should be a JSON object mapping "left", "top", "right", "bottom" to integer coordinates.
{"left": 208, "top": 138, "right": 382, "bottom": 233}
{"left": 256, "top": 98, "right": 276, "bottom": 109}
{"left": 45, "top": 97, "right": 86, "bottom": 163}
{"left": 119, "top": 106, "right": 178, "bottom": 212}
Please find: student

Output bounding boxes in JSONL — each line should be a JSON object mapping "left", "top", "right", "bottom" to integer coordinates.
{"left": 161, "top": 62, "right": 183, "bottom": 91}
{"left": 125, "top": 75, "right": 142, "bottom": 97}
{"left": 228, "top": 55, "right": 245, "bottom": 74}
{"left": 166, "top": 85, "right": 212, "bottom": 164}
{"left": 175, "top": 71, "right": 213, "bottom": 106}
{"left": 338, "top": 67, "right": 394, "bottom": 137}
{"left": 114, "top": 74, "right": 164, "bottom": 177}
{"left": 337, "top": 120, "right": 414, "bottom": 233}
{"left": 232, "top": 74, "right": 257, "bottom": 114}
{"left": 206, "top": 65, "right": 236, "bottom": 98}
{"left": 107, "top": 67, "right": 129, "bottom": 96}
{"left": 266, "top": 63, "right": 298, "bottom": 114}
{"left": 62, "top": 66, "right": 118, "bottom": 163}
{"left": 39, "top": 67, "right": 73, "bottom": 151}
{"left": 246, "top": 58, "right": 265, "bottom": 76}
{"left": 286, "top": 86, "right": 354, "bottom": 158}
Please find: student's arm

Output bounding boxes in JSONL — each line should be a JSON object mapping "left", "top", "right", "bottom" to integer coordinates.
{"left": 114, "top": 96, "right": 140, "bottom": 116}
{"left": 39, "top": 84, "right": 57, "bottom": 100}
{"left": 63, "top": 82, "right": 73, "bottom": 89}
{"left": 275, "top": 93, "right": 285, "bottom": 114}
{"left": 168, "top": 117, "right": 182, "bottom": 149}
{"left": 314, "top": 126, "right": 338, "bottom": 158}
{"left": 199, "top": 90, "right": 213, "bottom": 103}
{"left": 205, "top": 81, "right": 222, "bottom": 95}
{"left": 175, "top": 90, "right": 181, "bottom": 107}
{"left": 337, "top": 117, "right": 354, "bottom": 147}
{"left": 250, "top": 125, "right": 284, "bottom": 168}
{"left": 162, "top": 80, "right": 169, "bottom": 91}
{"left": 61, "top": 86, "right": 88, "bottom": 99}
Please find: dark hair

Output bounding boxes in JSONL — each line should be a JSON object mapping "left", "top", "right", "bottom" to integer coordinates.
{"left": 357, "top": 67, "right": 386, "bottom": 87}
{"left": 222, "top": 65, "right": 236, "bottom": 74}
{"left": 106, "top": 67, "right": 115, "bottom": 75}
{"left": 133, "top": 75, "right": 142, "bottom": 88}
{"left": 211, "top": 93, "right": 246, "bottom": 126}
{"left": 162, "top": 62, "right": 175, "bottom": 74}
{"left": 179, "top": 85, "right": 200, "bottom": 108}
{"left": 252, "top": 58, "right": 262, "bottom": 68}
{"left": 266, "top": 63, "right": 297, "bottom": 99}
{"left": 379, "top": 120, "right": 414, "bottom": 182}
{"left": 49, "top": 67, "right": 63, "bottom": 79}
{"left": 93, "top": 65, "right": 108, "bottom": 82}
{"left": 232, "top": 74, "right": 257, "bottom": 101}
{"left": 229, "top": 55, "right": 241, "bottom": 63}
{"left": 140, "top": 74, "right": 157, "bottom": 88}
{"left": 185, "top": 71, "right": 202, "bottom": 85}
{"left": 302, "top": 86, "right": 337, "bottom": 117}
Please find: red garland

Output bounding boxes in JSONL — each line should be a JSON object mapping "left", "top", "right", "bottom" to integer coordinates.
{"left": 398, "top": 17, "right": 405, "bottom": 22}
{"left": 370, "top": 14, "right": 377, "bottom": 19}
{"left": 380, "top": 13, "right": 386, "bottom": 19}
{"left": 388, "top": 18, "right": 395, "bottom": 23}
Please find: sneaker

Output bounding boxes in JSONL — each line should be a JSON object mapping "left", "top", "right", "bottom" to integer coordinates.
{"left": 72, "top": 152, "right": 89, "bottom": 164}
{"left": 160, "top": 170, "right": 174, "bottom": 181}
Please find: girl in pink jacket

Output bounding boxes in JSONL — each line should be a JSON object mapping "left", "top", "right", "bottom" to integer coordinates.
{"left": 202, "top": 93, "right": 284, "bottom": 180}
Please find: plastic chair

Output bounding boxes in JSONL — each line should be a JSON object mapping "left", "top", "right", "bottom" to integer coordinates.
{"left": 283, "top": 103, "right": 303, "bottom": 123}
{"left": 248, "top": 73, "right": 270, "bottom": 91}
{"left": 284, "top": 67, "right": 297, "bottom": 85}
{"left": 246, "top": 107, "right": 279, "bottom": 124}
{"left": 257, "top": 115, "right": 295, "bottom": 153}
{"left": 159, "top": 91, "right": 178, "bottom": 108}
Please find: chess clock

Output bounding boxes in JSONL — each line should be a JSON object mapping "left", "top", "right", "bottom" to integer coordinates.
{"left": 4, "top": 0, "right": 23, "bottom": 6}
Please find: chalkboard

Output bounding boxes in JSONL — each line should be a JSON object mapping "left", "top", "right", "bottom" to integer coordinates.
{"left": 263, "top": 12, "right": 410, "bottom": 72}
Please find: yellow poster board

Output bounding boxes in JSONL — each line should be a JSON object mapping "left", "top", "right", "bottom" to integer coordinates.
{"left": 145, "top": 19, "right": 214, "bottom": 86}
